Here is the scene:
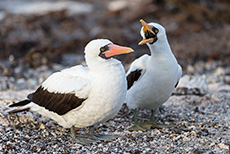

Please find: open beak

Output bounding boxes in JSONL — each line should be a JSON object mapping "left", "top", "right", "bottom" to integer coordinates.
{"left": 138, "top": 19, "right": 155, "bottom": 45}
{"left": 104, "top": 44, "right": 134, "bottom": 58}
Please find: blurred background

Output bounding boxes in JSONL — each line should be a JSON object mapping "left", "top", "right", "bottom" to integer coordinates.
{"left": 0, "top": 0, "right": 230, "bottom": 90}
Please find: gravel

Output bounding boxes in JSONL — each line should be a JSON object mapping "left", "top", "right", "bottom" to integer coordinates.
{"left": 0, "top": 62, "right": 230, "bottom": 153}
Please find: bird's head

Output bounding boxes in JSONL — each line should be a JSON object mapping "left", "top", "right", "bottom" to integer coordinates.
{"left": 139, "top": 19, "right": 166, "bottom": 46}
{"left": 85, "top": 39, "right": 134, "bottom": 59}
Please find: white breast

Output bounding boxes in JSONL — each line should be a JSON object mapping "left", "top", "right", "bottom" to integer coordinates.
{"left": 126, "top": 55, "right": 180, "bottom": 110}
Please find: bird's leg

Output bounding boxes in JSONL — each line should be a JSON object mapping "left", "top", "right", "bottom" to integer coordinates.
{"left": 149, "top": 109, "right": 157, "bottom": 124}
{"left": 71, "top": 126, "right": 119, "bottom": 144}
{"left": 91, "top": 126, "right": 120, "bottom": 141}
{"left": 88, "top": 126, "right": 94, "bottom": 136}
{"left": 128, "top": 109, "right": 147, "bottom": 131}
{"left": 141, "top": 109, "right": 173, "bottom": 129}
{"left": 70, "top": 126, "right": 97, "bottom": 145}
{"left": 70, "top": 126, "right": 78, "bottom": 138}
{"left": 85, "top": 126, "right": 120, "bottom": 142}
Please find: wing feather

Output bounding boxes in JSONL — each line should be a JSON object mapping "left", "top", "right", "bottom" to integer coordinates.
{"left": 126, "top": 54, "right": 149, "bottom": 90}
{"left": 28, "top": 65, "right": 91, "bottom": 115}
{"left": 42, "top": 65, "right": 90, "bottom": 96}
{"left": 30, "top": 86, "right": 86, "bottom": 115}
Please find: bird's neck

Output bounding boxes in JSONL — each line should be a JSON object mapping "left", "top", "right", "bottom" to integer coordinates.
{"left": 147, "top": 38, "right": 178, "bottom": 66}
{"left": 148, "top": 38, "right": 174, "bottom": 58}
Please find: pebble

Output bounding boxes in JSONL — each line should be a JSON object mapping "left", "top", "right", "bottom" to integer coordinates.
{"left": 224, "top": 76, "right": 230, "bottom": 85}
{"left": 39, "top": 124, "right": 45, "bottom": 129}
{"left": 218, "top": 143, "right": 229, "bottom": 149}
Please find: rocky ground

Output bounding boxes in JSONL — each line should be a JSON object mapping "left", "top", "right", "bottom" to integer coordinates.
{"left": 0, "top": 64, "right": 230, "bottom": 153}
{"left": 0, "top": 0, "right": 230, "bottom": 153}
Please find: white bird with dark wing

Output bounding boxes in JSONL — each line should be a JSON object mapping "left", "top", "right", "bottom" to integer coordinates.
{"left": 7, "top": 39, "right": 134, "bottom": 144}
{"left": 126, "top": 19, "right": 182, "bottom": 131}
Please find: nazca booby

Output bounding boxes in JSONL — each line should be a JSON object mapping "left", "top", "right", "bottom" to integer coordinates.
{"left": 126, "top": 19, "right": 182, "bottom": 131}
{"left": 7, "top": 39, "right": 134, "bottom": 144}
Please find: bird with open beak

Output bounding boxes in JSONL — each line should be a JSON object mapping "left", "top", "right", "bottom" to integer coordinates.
{"left": 126, "top": 19, "right": 182, "bottom": 131}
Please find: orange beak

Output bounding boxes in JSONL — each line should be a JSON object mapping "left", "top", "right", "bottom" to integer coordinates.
{"left": 103, "top": 44, "right": 134, "bottom": 58}
{"left": 138, "top": 19, "right": 155, "bottom": 45}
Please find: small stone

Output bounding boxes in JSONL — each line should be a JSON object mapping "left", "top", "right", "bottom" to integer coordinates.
{"left": 215, "top": 67, "right": 225, "bottom": 75}
{"left": 154, "top": 129, "right": 161, "bottom": 134}
{"left": 210, "top": 142, "right": 215, "bottom": 147}
{"left": 186, "top": 65, "right": 196, "bottom": 74}
{"left": 190, "top": 131, "right": 197, "bottom": 136}
{"left": 224, "top": 76, "right": 230, "bottom": 85}
{"left": 36, "top": 147, "right": 41, "bottom": 152}
{"left": 218, "top": 143, "right": 228, "bottom": 149}
{"left": 40, "top": 124, "right": 45, "bottom": 129}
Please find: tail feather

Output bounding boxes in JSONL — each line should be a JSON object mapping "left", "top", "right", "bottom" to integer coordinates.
{"left": 6, "top": 99, "right": 31, "bottom": 113}
{"left": 9, "top": 100, "right": 31, "bottom": 107}
{"left": 7, "top": 108, "right": 30, "bottom": 114}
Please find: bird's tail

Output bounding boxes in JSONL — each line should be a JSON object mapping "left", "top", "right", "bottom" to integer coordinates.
{"left": 6, "top": 100, "right": 31, "bottom": 113}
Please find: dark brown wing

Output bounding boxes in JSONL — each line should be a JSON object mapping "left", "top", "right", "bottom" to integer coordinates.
{"left": 30, "top": 86, "right": 86, "bottom": 115}
{"left": 127, "top": 69, "right": 142, "bottom": 90}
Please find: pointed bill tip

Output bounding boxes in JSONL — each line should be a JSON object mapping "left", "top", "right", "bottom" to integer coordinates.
{"left": 138, "top": 38, "right": 154, "bottom": 45}
{"left": 140, "top": 19, "right": 155, "bottom": 35}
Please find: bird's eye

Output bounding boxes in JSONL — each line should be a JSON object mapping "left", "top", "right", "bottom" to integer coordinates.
{"left": 100, "top": 47, "right": 106, "bottom": 52}
{"left": 99, "top": 44, "right": 110, "bottom": 59}
{"left": 100, "top": 44, "right": 110, "bottom": 52}
{"left": 152, "top": 27, "right": 159, "bottom": 34}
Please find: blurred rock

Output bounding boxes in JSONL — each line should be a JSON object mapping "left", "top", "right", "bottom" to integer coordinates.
{"left": 25, "top": 47, "right": 62, "bottom": 67}
{"left": 0, "top": 1, "right": 94, "bottom": 15}
{"left": 107, "top": 0, "right": 157, "bottom": 21}
{"left": 174, "top": 75, "right": 208, "bottom": 96}
{"left": 224, "top": 76, "right": 230, "bottom": 85}
{"left": 218, "top": 143, "right": 229, "bottom": 149}
{"left": 108, "top": 0, "right": 128, "bottom": 12}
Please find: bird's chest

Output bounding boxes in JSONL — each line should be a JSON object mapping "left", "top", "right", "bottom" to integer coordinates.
{"left": 94, "top": 72, "right": 126, "bottom": 101}
{"left": 142, "top": 62, "right": 177, "bottom": 100}
{"left": 85, "top": 67, "right": 126, "bottom": 112}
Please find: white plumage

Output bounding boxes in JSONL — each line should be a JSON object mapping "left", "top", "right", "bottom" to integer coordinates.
{"left": 126, "top": 20, "right": 182, "bottom": 130}
{"left": 7, "top": 39, "right": 134, "bottom": 143}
